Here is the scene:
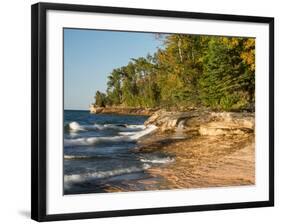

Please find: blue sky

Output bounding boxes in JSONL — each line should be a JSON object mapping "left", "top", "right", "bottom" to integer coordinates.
{"left": 64, "top": 28, "right": 162, "bottom": 110}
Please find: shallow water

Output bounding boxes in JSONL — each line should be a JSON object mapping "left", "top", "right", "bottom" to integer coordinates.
{"left": 64, "top": 110, "right": 174, "bottom": 194}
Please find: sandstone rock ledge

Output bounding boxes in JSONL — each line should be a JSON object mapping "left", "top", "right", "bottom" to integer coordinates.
{"left": 132, "top": 110, "right": 256, "bottom": 190}
{"left": 89, "top": 105, "right": 157, "bottom": 116}
{"left": 145, "top": 110, "right": 254, "bottom": 136}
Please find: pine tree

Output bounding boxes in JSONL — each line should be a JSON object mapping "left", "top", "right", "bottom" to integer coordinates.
{"left": 94, "top": 34, "right": 255, "bottom": 112}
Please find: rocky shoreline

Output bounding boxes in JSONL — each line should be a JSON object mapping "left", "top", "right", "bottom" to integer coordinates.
{"left": 130, "top": 133, "right": 255, "bottom": 191}
{"left": 103, "top": 109, "right": 255, "bottom": 192}
{"left": 139, "top": 110, "right": 255, "bottom": 190}
{"left": 144, "top": 109, "right": 254, "bottom": 135}
{"left": 89, "top": 105, "right": 157, "bottom": 116}
{"left": 90, "top": 106, "right": 255, "bottom": 136}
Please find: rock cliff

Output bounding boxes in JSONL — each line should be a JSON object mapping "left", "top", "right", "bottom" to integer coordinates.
{"left": 144, "top": 110, "right": 254, "bottom": 136}
{"left": 89, "top": 105, "right": 157, "bottom": 116}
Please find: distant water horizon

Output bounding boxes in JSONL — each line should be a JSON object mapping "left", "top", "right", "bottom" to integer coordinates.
{"left": 64, "top": 109, "right": 89, "bottom": 112}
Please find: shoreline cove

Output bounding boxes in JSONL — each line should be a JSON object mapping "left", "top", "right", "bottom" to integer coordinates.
{"left": 64, "top": 109, "right": 255, "bottom": 194}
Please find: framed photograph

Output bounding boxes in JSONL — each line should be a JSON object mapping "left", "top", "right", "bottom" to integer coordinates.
{"left": 31, "top": 2, "right": 274, "bottom": 222}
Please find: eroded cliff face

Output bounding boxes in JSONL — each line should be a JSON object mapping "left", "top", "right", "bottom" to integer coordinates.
{"left": 90, "top": 105, "right": 255, "bottom": 136}
{"left": 89, "top": 105, "right": 157, "bottom": 116}
{"left": 144, "top": 110, "right": 254, "bottom": 136}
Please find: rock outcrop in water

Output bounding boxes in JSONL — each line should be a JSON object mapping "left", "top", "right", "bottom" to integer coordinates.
{"left": 144, "top": 110, "right": 254, "bottom": 136}
{"left": 89, "top": 105, "right": 157, "bottom": 116}
{"left": 90, "top": 105, "right": 255, "bottom": 136}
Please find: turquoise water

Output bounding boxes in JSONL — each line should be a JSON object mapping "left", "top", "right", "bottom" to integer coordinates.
{"left": 64, "top": 110, "right": 173, "bottom": 194}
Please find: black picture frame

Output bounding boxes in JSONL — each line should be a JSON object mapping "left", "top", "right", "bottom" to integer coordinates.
{"left": 31, "top": 2, "right": 274, "bottom": 222}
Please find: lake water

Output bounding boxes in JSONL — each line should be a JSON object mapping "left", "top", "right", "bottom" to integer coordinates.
{"left": 64, "top": 110, "right": 174, "bottom": 194}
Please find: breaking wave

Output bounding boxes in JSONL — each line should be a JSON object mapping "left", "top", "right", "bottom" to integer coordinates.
{"left": 64, "top": 125, "right": 157, "bottom": 146}
{"left": 65, "top": 121, "right": 145, "bottom": 132}
{"left": 64, "top": 155, "right": 94, "bottom": 160}
{"left": 67, "top": 121, "right": 85, "bottom": 132}
{"left": 64, "top": 164, "right": 151, "bottom": 184}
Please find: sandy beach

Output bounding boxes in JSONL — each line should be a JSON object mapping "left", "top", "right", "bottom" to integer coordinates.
{"left": 103, "top": 132, "right": 255, "bottom": 192}
{"left": 140, "top": 133, "right": 254, "bottom": 188}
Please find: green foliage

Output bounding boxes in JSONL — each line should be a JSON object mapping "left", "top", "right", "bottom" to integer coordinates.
{"left": 93, "top": 34, "right": 255, "bottom": 111}
{"left": 106, "top": 68, "right": 123, "bottom": 105}
{"left": 199, "top": 37, "right": 255, "bottom": 111}
{"left": 94, "top": 91, "right": 107, "bottom": 107}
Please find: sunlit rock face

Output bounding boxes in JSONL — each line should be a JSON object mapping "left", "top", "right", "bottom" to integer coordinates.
{"left": 145, "top": 110, "right": 254, "bottom": 135}
{"left": 89, "top": 105, "right": 157, "bottom": 116}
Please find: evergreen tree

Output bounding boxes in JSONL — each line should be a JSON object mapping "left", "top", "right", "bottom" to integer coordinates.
{"left": 199, "top": 37, "right": 254, "bottom": 110}
{"left": 93, "top": 34, "right": 255, "bottom": 111}
{"left": 94, "top": 91, "right": 107, "bottom": 107}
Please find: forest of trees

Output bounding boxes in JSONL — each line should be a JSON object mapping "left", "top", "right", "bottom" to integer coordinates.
{"left": 94, "top": 34, "right": 255, "bottom": 111}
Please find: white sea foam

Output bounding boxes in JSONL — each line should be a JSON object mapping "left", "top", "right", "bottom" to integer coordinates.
{"left": 68, "top": 121, "right": 85, "bottom": 131}
{"left": 129, "top": 125, "right": 158, "bottom": 140}
{"left": 118, "top": 132, "right": 136, "bottom": 136}
{"left": 126, "top": 125, "right": 146, "bottom": 129}
{"left": 64, "top": 125, "right": 157, "bottom": 146}
{"left": 64, "top": 155, "right": 91, "bottom": 160}
{"left": 64, "top": 136, "right": 129, "bottom": 146}
{"left": 140, "top": 157, "right": 175, "bottom": 164}
{"left": 93, "top": 124, "right": 145, "bottom": 132}
{"left": 67, "top": 121, "right": 146, "bottom": 132}
{"left": 64, "top": 164, "right": 151, "bottom": 183}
